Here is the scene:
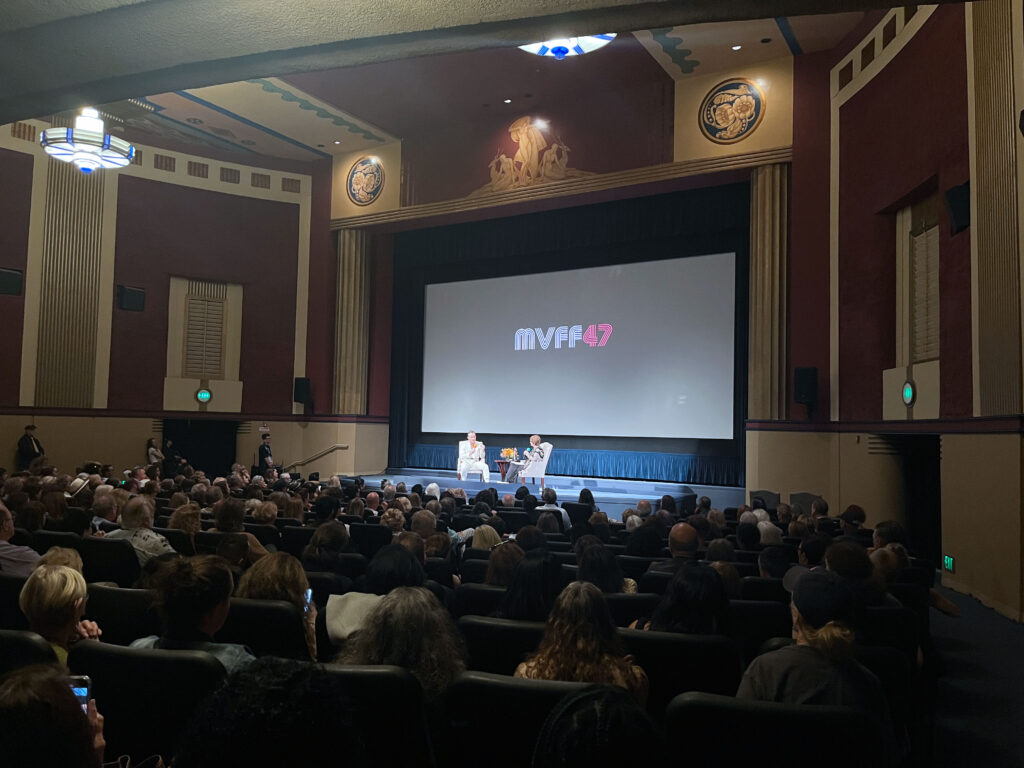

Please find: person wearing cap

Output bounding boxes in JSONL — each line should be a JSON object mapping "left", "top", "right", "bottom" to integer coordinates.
{"left": 16, "top": 425, "right": 44, "bottom": 471}
{"left": 736, "top": 570, "right": 887, "bottom": 711}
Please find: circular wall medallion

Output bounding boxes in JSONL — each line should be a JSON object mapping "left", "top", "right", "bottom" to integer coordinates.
{"left": 346, "top": 156, "right": 385, "bottom": 206}
{"left": 901, "top": 380, "right": 916, "bottom": 407}
{"left": 698, "top": 78, "right": 767, "bottom": 144}
{"left": 195, "top": 388, "right": 212, "bottom": 404}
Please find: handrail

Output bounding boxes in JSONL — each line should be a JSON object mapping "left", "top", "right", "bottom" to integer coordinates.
{"left": 285, "top": 443, "right": 349, "bottom": 470}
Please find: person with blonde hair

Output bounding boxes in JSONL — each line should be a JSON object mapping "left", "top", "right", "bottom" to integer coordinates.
{"left": 37, "top": 546, "right": 84, "bottom": 572}
{"left": 469, "top": 523, "right": 500, "bottom": 551}
{"left": 19, "top": 564, "right": 101, "bottom": 663}
{"left": 168, "top": 503, "right": 202, "bottom": 545}
{"left": 381, "top": 507, "right": 405, "bottom": 535}
{"left": 252, "top": 501, "right": 279, "bottom": 525}
{"left": 514, "top": 581, "right": 648, "bottom": 705}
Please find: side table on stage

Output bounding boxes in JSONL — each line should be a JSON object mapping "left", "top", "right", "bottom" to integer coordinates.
{"left": 495, "top": 460, "right": 510, "bottom": 482}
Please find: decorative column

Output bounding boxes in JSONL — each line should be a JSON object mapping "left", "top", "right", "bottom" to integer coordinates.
{"left": 748, "top": 162, "right": 789, "bottom": 420}
{"left": 333, "top": 228, "right": 371, "bottom": 414}
{"left": 968, "top": 0, "right": 1022, "bottom": 416}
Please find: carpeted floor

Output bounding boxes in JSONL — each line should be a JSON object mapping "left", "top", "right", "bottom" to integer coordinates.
{"left": 930, "top": 586, "right": 1024, "bottom": 767}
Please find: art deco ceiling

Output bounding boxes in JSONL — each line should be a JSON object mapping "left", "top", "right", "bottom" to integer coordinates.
{"left": 82, "top": 13, "right": 864, "bottom": 163}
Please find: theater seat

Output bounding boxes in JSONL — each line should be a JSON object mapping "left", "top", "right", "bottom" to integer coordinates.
{"left": 349, "top": 523, "right": 392, "bottom": 559}
{"left": 243, "top": 522, "right": 281, "bottom": 549}
{"left": 84, "top": 584, "right": 160, "bottom": 646}
{"left": 444, "top": 671, "right": 587, "bottom": 768}
{"left": 459, "top": 558, "right": 490, "bottom": 584}
{"left": 217, "top": 598, "right": 309, "bottom": 660}
{"left": 457, "top": 615, "right": 545, "bottom": 675}
{"left": 280, "top": 526, "right": 315, "bottom": 558}
{"left": 77, "top": 536, "right": 141, "bottom": 586}
{"left": 617, "top": 555, "right": 661, "bottom": 580}
{"left": 29, "top": 528, "right": 79, "bottom": 555}
{"left": 424, "top": 557, "right": 455, "bottom": 588}
{"left": 152, "top": 526, "right": 195, "bottom": 556}
{"left": 305, "top": 571, "right": 351, "bottom": 608}
{"left": 452, "top": 583, "right": 506, "bottom": 618}
{"left": 727, "top": 599, "right": 793, "bottom": 664}
{"left": 664, "top": 692, "right": 887, "bottom": 767}
{"left": 739, "top": 577, "right": 789, "bottom": 603}
{"left": 195, "top": 530, "right": 248, "bottom": 557}
{"left": 637, "top": 570, "right": 672, "bottom": 594}
{"left": 603, "top": 592, "right": 660, "bottom": 627}
{"left": 0, "top": 573, "right": 29, "bottom": 630}
{"left": 0, "top": 629, "right": 56, "bottom": 676}
{"left": 321, "top": 664, "right": 436, "bottom": 768}
{"left": 68, "top": 641, "right": 226, "bottom": 763}
{"left": 618, "top": 628, "right": 743, "bottom": 720}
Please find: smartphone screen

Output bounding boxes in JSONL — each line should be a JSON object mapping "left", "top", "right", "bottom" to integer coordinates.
{"left": 304, "top": 588, "right": 313, "bottom": 612}
{"left": 68, "top": 675, "right": 91, "bottom": 713}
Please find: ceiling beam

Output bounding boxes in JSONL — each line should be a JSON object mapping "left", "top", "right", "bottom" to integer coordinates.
{"left": 0, "top": 0, "right": 963, "bottom": 124}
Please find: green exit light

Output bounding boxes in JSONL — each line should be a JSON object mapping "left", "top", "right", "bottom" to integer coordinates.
{"left": 943, "top": 554, "right": 955, "bottom": 573}
{"left": 902, "top": 380, "right": 916, "bottom": 406}
{"left": 195, "top": 388, "right": 212, "bottom": 404}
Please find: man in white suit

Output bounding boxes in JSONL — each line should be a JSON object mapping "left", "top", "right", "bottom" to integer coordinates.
{"left": 458, "top": 430, "right": 490, "bottom": 481}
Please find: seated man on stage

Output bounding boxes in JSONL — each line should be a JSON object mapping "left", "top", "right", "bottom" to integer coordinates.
{"left": 504, "top": 434, "right": 545, "bottom": 484}
{"left": 457, "top": 430, "right": 490, "bottom": 481}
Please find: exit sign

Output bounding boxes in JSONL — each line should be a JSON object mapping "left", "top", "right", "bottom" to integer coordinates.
{"left": 943, "top": 555, "right": 955, "bottom": 573}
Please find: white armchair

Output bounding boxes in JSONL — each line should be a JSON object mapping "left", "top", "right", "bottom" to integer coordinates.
{"left": 521, "top": 442, "right": 553, "bottom": 488}
{"left": 457, "top": 440, "right": 490, "bottom": 481}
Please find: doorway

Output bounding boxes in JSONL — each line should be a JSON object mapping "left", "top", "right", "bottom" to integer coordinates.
{"left": 162, "top": 419, "right": 239, "bottom": 478}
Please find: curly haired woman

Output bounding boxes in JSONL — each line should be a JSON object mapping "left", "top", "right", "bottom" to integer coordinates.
{"left": 514, "top": 580, "right": 648, "bottom": 705}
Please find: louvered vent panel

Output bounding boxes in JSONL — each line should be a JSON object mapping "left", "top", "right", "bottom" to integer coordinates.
{"left": 183, "top": 293, "right": 225, "bottom": 379}
{"left": 911, "top": 226, "right": 940, "bottom": 362}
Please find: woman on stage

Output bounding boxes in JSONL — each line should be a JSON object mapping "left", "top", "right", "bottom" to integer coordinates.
{"left": 504, "top": 434, "right": 544, "bottom": 484}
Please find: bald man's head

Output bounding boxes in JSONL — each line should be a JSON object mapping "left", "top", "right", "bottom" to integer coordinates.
{"left": 668, "top": 523, "right": 699, "bottom": 558}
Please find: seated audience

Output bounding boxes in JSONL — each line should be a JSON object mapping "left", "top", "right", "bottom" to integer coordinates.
{"left": 237, "top": 552, "right": 317, "bottom": 660}
{"left": 578, "top": 546, "right": 637, "bottom": 594}
{"left": 825, "top": 540, "right": 901, "bottom": 608}
{"left": 799, "top": 533, "right": 831, "bottom": 567}
{"left": 758, "top": 546, "right": 791, "bottom": 579}
{"left": 708, "top": 560, "right": 742, "bottom": 598}
{"left": 705, "top": 537, "right": 735, "bottom": 562}
{"left": 496, "top": 551, "right": 563, "bottom": 622}
{"left": 0, "top": 665, "right": 106, "bottom": 768}
{"left": 536, "top": 511, "right": 560, "bottom": 534}
{"left": 381, "top": 507, "right": 406, "bottom": 535}
{"left": 19, "top": 564, "right": 102, "bottom": 664}
{"left": 173, "top": 658, "right": 366, "bottom": 768}
{"left": 470, "top": 522, "right": 501, "bottom": 551}
{"left": 361, "top": 543, "right": 427, "bottom": 595}
{"left": 0, "top": 500, "right": 41, "bottom": 575}
{"left": 624, "top": 525, "right": 664, "bottom": 558}
{"left": 514, "top": 524, "right": 547, "bottom": 553}
{"left": 214, "top": 497, "right": 269, "bottom": 562}
{"left": 131, "top": 555, "right": 255, "bottom": 674}
{"left": 338, "top": 585, "right": 467, "bottom": 703}
{"left": 646, "top": 522, "right": 699, "bottom": 574}
{"left": 301, "top": 522, "right": 355, "bottom": 580}
{"left": 758, "top": 520, "right": 783, "bottom": 546}
{"left": 251, "top": 500, "right": 279, "bottom": 525}
{"left": 425, "top": 532, "right": 452, "bottom": 560}
{"left": 37, "top": 546, "right": 83, "bottom": 572}
{"left": 168, "top": 502, "right": 202, "bottom": 541}
{"left": 515, "top": 581, "right": 648, "bottom": 705}
{"left": 485, "top": 540, "right": 525, "bottom": 586}
{"left": 106, "top": 496, "right": 175, "bottom": 566}
{"left": 636, "top": 564, "right": 728, "bottom": 634}
{"left": 736, "top": 522, "right": 761, "bottom": 551}
{"left": 396, "top": 531, "right": 426, "bottom": 564}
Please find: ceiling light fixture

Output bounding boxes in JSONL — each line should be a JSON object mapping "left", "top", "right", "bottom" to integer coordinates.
{"left": 732, "top": 45, "right": 742, "bottom": 51}
{"left": 40, "top": 107, "right": 134, "bottom": 174}
{"left": 504, "top": 99, "right": 512, "bottom": 104}
{"left": 519, "top": 33, "right": 616, "bottom": 60}
{"left": 334, "top": 140, "right": 341, "bottom": 144}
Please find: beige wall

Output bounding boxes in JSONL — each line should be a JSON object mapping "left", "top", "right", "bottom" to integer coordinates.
{"left": 941, "top": 433, "right": 1023, "bottom": 620}
{"left": 746, "top": 429, "right": 905, "bottom": 527}
{"left": 0, "top": 415, "right": 388, "bottom": 481}
{"left": 236, "top": 420, "right": 389, "bottom": 479}
{"left": 331, "top": 141, "right": 403, "bottom": 219}
{"left": 674, "top": 55, "right": 794, "bottom": 163}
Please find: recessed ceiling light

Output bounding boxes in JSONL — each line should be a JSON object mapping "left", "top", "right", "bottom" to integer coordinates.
{"left": 333, "top": 140, "right": 341, "bottom": 145}
{"left": 504, "top": 99, "right": 512, "bottom": 104}
{"left": 731, "top": 45, "right": 742, "bottom": 51}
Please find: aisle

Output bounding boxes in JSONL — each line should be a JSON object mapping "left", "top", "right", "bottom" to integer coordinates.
{"left": 930, "top": 586, "right": 1024, "bottom": 767}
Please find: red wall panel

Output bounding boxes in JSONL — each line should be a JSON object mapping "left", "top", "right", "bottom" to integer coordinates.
{"left": 837, "top": 6, "right": 970, "bottom": 420}
{"left": 109, "top": 175, "right": 300, "bottom": 414}
{"left": 0, "top": 148, "right": 32, "bottom": 407}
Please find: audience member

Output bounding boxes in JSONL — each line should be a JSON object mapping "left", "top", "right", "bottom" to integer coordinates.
{"left": 758, "top": 546, "right": 791, "bottom": 579}
{"left": 0, "top": 500, "right": 41, "bottom": 575}
{"left": 646, "top": 523, "right": 699, "bottom": 574}
{"left": 578, "top": 545, "right": 636, "bottom": 594}
{"left": 214, "top": 497, "right": 269, "bottom": 562}
{"left": 0, "top": 665, "right": 106, "bottom": 768}
{"left": 339, "top": 586, "right": 466, "bottom": 703}
{"left": 131, "top": 555, "right": 255, "bottom": 674}
{"left": 624, "top": 525, "right": 663, "bottom": 558}
{"left": 736, "top": 521, "right": 761, "bottom": 551}
{"left": 536, "top": 511, "right": 560, "bottom": 534}
{"left": 705, "top": 537, "right": 735, "bottom": 562}
{"left": 106, "top": 496, "right": 175, "bottom": 566}
{"left": 486, "top": 540, "right": 525, "bottom": 586}
{"left": 515, "top": 524, "right": 546, "bottom": 553}
{"left": 638, "top": 565, "right": 728, "bottom": 634}
{"left": 19, "top": 564, "right": 101, "bottom": 664}
{"left": 799, "top": 533, "right": 831, "bottom": 567}
{"left": 174, "top": 658, "right": 367, "bottom": 768}
{"left": 515, "top": 581, "right": 648, "bottom": 705}
{"left": 708, "top": 560, "right": 742, "bottom": 598}
{"left": 302, "top": 522, "right": 354, "bottom": 577}
{"left": 496, "top": 551, "right": 562, "bottom": 622}
{"left": 758, "top": 520, "right": 783, "bottom": 545}
{"left": 381, "top": 507, "right": 405, "bottom": 535}
{"left": 37, "top": 546, "right": 83, "bottom": 572}
{"left": 236, "top": 552, "right": 317, "bottom": 660}
{"left": 361, "top": 543, "right": 426, "bottom": 595}
{"left": 471, "top": 523, "right": 501, "bottom": 551}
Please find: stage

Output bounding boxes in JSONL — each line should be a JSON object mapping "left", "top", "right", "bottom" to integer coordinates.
{"left": 363, "top": 468, "right": 746, "bottom": 522}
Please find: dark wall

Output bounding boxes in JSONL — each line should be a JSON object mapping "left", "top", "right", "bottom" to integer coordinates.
{"left": 110, "top": 175, "right": 300, "bottom": 414}
{"left": 304, "top": 160, "right": 337, "bottom": 414}
{"left": 837, "top": 6, "right": 970, "bottom": 420}
{"left": 0, "top": 148, "right": 33, "bottom": 406}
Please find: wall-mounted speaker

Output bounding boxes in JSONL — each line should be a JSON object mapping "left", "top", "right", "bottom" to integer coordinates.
{"left": 116, "top": 285, "right": 145, "bottom": 311}
{"left": 0, "top": 268, "right": 23, "bottom": 296}
{"left": 944, "top": 182, "right": 970, "bottom": 236}
{"left": 293, "top": 377, "right": 313, "bottom": 407}
{"left": 794, "top": 367, "right": 818, "bottom": 409}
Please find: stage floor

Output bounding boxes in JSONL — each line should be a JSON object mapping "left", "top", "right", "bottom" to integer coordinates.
{"left": 364, "top": 468, "right": 746, "bottom": 522}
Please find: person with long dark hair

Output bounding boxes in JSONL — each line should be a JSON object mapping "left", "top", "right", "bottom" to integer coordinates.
{"left": 496, "top": 551, "right": 562, "bottom": 622}
{"left": 514, "top": 581, "right": 648, "bottom": 704}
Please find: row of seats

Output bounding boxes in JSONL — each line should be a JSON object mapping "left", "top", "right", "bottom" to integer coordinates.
{"left": 0, "top": 629, "right": 895, "bottom": 768}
